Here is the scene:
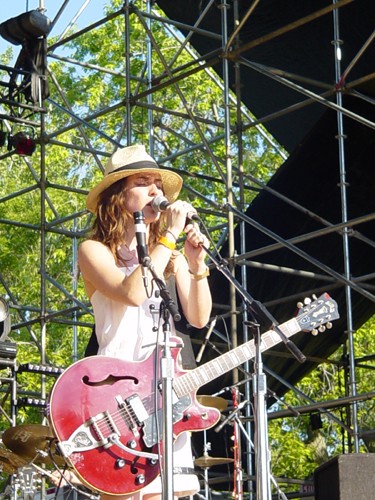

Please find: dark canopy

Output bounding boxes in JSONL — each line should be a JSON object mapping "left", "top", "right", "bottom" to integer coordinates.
{"left": 157, "top": 0, "right": 375, "bottom": 152}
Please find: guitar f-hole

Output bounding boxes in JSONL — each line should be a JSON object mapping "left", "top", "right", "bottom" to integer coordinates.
{"left": 82, "top": 374, "right": 139, "bottom": 386}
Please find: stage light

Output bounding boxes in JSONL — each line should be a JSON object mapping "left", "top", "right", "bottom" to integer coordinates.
{"left": 8, "top": 131, "right": 37, "bottom": 156}
{"left": 0, "top": 297, "right": 11, "bottom": 342}
{"left": 0, "top": 10, "right": 51, "bottom": 46}
{"left": 0, "top": 123, "right": 7, "bottom": 147}
{"left": 0, "top": 341, "right": 17, "bottom": 361}
{"left": 17, "top": 397, "right": 46, "bottom": 409}
{"left": 18, "top": 362, "right": 64, "bottom": 376}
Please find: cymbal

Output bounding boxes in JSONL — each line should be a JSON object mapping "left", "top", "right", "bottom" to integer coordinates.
{"left": 2, "top": 424, "right": 64, "bottom": 465}
{"left": 194, "top": 454, "right": 234, "bottom": 468}
{"left": 197, "top": 395, "right": 228, "bottom": 411}
{"left": 0, "top": 446, "right": 27, "bottom": 474}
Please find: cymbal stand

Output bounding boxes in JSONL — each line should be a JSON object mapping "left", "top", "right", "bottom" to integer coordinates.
{"left": 201, "top": 432, "right": 211, "bottom": 500}
{"left": 215, "top": 382, "right": 289, "bottom": 500}
{"left": 30, "top": 463, "right": 100, "bottom": 499}
{"left": 232, "top": 388, "right": 243, "bottom": 500}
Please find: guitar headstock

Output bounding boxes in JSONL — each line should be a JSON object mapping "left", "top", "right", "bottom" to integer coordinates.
{"left": 296, "top": 293, "right": 339, "bottom": 335}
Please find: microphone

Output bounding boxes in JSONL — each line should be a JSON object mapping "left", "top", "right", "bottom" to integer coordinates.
{"left": 151, "top": 195, "right": 170, "bottom": 212}
{"left": 195, "top": 317, "right": 217, "bottom": 363}
{"left": 151, "top": 195, "right": 199, "bottom": 221}
{"left": 134, "top": 211, "right": 149, "bottom": 266}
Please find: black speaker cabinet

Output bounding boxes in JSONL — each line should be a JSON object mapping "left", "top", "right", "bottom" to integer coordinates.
{"left": 314, "top": 453, "right": 375, "bottom": 500}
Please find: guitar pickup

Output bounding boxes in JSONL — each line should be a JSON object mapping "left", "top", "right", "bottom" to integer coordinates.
{"left": 115, "top": 394, "right": 148, "bottom": 438}
{"left": 126, "top": 394, "right": 149, "bottom": 425}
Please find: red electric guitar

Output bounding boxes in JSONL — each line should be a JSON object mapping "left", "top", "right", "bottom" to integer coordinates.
{"left": 48, "top": 293, "right": 339, "bottom": 495}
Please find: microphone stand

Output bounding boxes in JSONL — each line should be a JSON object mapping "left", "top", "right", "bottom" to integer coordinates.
{"left": 199, "top": 242, "right": 306, "bottom": 500}
{"left": 251, "top": 320, "right": 271, "bottom": 500}
{"left": 200, "top": 243, "right": 306, "bottom": 362}
{"left": 141, "top": 256, "right": 180, "bottom": 500}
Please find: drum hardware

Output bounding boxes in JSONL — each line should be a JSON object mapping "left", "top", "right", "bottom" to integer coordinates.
{"left": 195, "top": 423, "right": 235, "bottom": 500}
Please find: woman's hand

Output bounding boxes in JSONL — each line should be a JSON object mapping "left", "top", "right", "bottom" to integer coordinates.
{"left": 184, "top": 221, "right": 209, "bottom": 273}
{"left": 165, "top": 201, "right": 199, "bottom": 241}
{"left": 49, "top": 469, "right": 81, "bottom": 487}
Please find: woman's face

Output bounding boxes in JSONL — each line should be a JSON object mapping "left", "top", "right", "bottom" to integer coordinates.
{"left": 124, "top": 172, "right": 164, "bottom": 222}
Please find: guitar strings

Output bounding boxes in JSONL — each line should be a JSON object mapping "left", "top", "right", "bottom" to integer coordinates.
{"left": 82, "top": 299, "right": 329, "bottom": 446}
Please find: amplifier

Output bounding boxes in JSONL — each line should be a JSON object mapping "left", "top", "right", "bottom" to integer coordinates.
{"left": 314, "top": 453, "right": 375, "bottom": 500}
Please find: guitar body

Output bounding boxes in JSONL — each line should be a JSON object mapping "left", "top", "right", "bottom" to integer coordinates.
{"left": 48, "top": 345, "right": 220, "bottom": 495}
{"left": 49, "top": 293, "right": 339, "bottom": 496}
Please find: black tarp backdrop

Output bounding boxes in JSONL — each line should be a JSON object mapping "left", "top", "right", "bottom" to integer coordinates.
{"left": 207, "top": 95, "right": 375, "bottom": 396}
{"left": 156, "top": 0, "right": 375, "bottom": 153}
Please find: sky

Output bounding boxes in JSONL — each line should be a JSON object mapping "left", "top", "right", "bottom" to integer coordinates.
{"left": 0, "top": 0, "right": 109, "bottom": 57}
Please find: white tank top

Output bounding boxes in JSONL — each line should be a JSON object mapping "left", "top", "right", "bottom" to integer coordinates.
{"left": 90, "top": 246, "right": 175, "bottom": 362}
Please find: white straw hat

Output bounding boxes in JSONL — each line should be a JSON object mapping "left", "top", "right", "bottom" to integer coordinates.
{"left": 86, "top": 144, "right": 183, "bottom": 213}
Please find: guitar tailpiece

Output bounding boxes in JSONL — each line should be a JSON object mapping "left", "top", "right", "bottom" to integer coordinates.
{"left": 57, "top": 415, "right": 117, "bottom": 457}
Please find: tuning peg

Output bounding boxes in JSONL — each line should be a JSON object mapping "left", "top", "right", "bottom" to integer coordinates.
{"left": 297, "top": 301, "right": 304, "bottom": 309}
{"left": 311, "top": 328, "right": 319, "bottom": 336}
{"left": 312, "top": 294, "right": 317, "bottom": 300}
{"left": 318, "top": 325, "right": 326, "bottom": 333}
{"left": 325, "top": 322, "right": 332, "bottom": 329}
{"left": 304, "top": 297, "right": 312, "bottom": 305}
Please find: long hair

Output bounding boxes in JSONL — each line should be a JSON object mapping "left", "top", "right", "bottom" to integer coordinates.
{"left": 90, "top": 177, "right": 176, "bottom": 275}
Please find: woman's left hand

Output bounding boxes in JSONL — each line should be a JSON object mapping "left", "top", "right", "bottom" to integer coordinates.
{"left": 184, "top": 222, "right": 209, "bottom": 268}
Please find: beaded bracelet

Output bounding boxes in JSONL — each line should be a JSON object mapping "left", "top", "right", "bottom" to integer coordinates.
{"left": 189, "top": 266, "right": 210, "bottom": 281}
{"left": 165, "top": 230, "right": 178, "bottom": 242}
{"left": 158, "top": 236, "right": 176, "bottom": 251}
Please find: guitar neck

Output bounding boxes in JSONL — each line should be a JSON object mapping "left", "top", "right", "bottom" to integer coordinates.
{"left": 174, "top": 317, "right": 301, "bottom": 398}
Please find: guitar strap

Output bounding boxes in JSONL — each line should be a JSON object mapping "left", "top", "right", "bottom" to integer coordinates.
{"left": 84, "top": 276, "right": 197, "bottom": 370}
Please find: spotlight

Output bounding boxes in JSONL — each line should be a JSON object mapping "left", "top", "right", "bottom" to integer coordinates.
{"left": 0, "top": 123, "right": 7, "bottom": 147}
{"left": 17, "top": 397, "right": 46, "bottom": 409}
{"left": 0, "top": 297, "right": 11, "bottom": 342}
{"left": 0, "top": 10, "right": 51, "bottom": 46}
{"left": 8, "top": 131, "right": 37, "bottom": 156}
{"left": 310, "top": 412, "right": 323, "bottom": 430}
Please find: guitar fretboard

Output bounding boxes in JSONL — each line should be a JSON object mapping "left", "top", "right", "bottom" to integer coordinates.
{"left": 174, "top": 317, "right": 300, "bottom": 398}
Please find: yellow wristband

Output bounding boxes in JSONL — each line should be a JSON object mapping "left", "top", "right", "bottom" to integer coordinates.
{"left": 158, "top": 236, "right": 176, "bottom": 251}
{"left": 189, "top": 267, "right": 210, "bottom": 281}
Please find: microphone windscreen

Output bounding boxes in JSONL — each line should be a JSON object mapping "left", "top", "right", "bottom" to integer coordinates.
{"left": 151, "top": 195, "right": 170, "bottom": 212}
